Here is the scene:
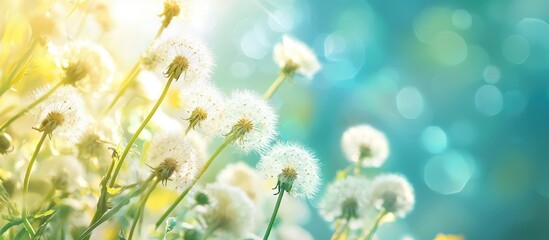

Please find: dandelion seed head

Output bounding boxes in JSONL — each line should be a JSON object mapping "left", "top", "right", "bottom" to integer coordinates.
{"left": 179, "top": 82, "right": 224, "bottom": 137}
{"left": 257, "top": 142, "right": 321, "bottom": 199}
{"left": 218, "top": 90, "right": 277, "bottom": 152}
{"left": 370, "top": 174, "right": 415, "bottom": 218}
{"left": 144, "top": 35, "right": 213, "bottom": 83}
{"left": 33, "top": 86, "right": 89, "bottom": 143}
{"left": 217, "top": 162, "right": 263, "bottom": 202}
{"left": 319, "top": 176, "right": 371, "bottom": 228}
{"left": 149, "top": 132, "right": 197, "bottom": 190}
{"left": 273, "top": 35, "right": 321, "bottom": 79}
{"left": 341, "top": 125, "right": 389, "bottom": 168}
{"left": 41, "top": 155, "right": 85, "bottom": 192}
{"left": 203, "top": 183, "right": 255, "bottom": 238}
{"left": 60, "top": 41, "right": 115, "bottom": 91}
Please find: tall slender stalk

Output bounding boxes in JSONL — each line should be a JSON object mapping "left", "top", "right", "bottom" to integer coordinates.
{"left": 128, "top": 178, "right": 159, "bottom": 240}
{"left": 363, "top": 209, "right": 387, "bottom": 240}
{"left": 78, "top": 175, "right": 155, "bottom": 240}
{"left": 109, "top": 76, "right": 175, "bottom": 187}
{"left": 263, "top": 190, "right": 284, "bottom": 240}
{"left": 263, "top": 72, "right": 287, "bottom": 100}
{"left": 154, "top": 135, "right": 235, "bottom": 229}
{"left": 102, "top": 63, "right": 142, "bottom": 116}
{"left": 0, "top": 82, "right": 63, "bottom": 132}
{"left": 21, "top": 132, "right": 49, "bottom": 238}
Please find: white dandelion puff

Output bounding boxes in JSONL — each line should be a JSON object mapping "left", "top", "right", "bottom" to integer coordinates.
{"left": 32, "top": 86, "right": 89, "bottom": 143}
{"left": 179, "top": 82, "right": 224, "bottom": 137}
{"left": 143, "top": 35, "right": 214, "bottom": 82}
{"left": 319, "top": 176, "right": 371, "bottom": 228}
{"left": 39, "top": 155, "right": 85, "bottom": 192}
{"left": 341, "top": 125, "right": 389, "bottom": 168}
{"left": 273, "top": 35, "right": 321, "bottom": 79}
{"left": 218, "top": 90, "right": 278, "bottom": 152}
{"left": 202, "top": 183, "right": 255, "bottom": 238}
{"left": 149, "top": 132, "right": 197, "bottom": 190}
{"left": 370, "top": 174, "right": 415, "bottom": 218}
{"left": 216, "top": 162, "right": 264, "bottom": 202}
{"left": 257, "top": 142, "right": 321, "bottom": 199}
{"left": 58, "top": 41, "right": 115, "bottom": 91}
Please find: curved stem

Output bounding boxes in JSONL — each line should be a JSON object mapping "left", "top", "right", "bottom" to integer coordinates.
{"left": 128, "top": 178, "right": 159, "bottom": 240}
{"left": 78, "top": 175, "right": 155, "bottom": 240}
{"left": 363, "top": 209, "right": 387, "bottom": 240}
{"left": 102, "top": 63, "right": 142, "bottom": 116}
{"left": 331, "top": 218, "right": 350, "bottom": 240}
{"left": 0, "top": 82, "right": 62, "bottom": 132}
{"left": 263, "top": 72, "right": 287, "bottom": 100}
{"left": 21, "top": 132, "right": 48, "bottom": 237}
{"left": 263, "top": 190, "right": 285, "bottom": 240}
{"left": 109, "top": 76, "right": 174, "bottom": 187}
{"left": 154, "top": 135, "right": 235, "bottom": 229}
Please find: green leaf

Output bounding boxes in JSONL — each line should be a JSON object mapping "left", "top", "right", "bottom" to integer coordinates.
{"left": 107, "top": 187, "right": 122, "bottom": 195}
{"left": 34, "top": 209, "right": 55, "bottom": 219}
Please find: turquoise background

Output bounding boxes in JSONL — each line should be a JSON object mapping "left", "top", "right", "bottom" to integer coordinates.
{"left": 207, "top": 0, "right": 549, "bottom": 239}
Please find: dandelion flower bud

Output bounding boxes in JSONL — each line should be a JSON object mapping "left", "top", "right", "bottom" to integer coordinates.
{"left": 0, "top": 132, "right": 13, "bottom": 154}
{"left": 341, "top": 125, "right": 389, "bottom": 168}
{"left": 257, "top": 142, "right": 321, "bottom": 199}
{"left": 59, "top": 41, "right": 115, "bottom": 91}
{"left": 33, "top": 86, "right": 89, "bottom": 142}
{"left": 179, "top": 82, "right": 224, "bottom": 136}
{"left": 219, "top": 90, "right": 277, "bottom": 152}
{"left": 319, "top": 176, "right": 371, "bottom": 228}
{"left": 202, "top": 183, "right": 255, "bottom": 238}
{"left": 273, "top": 35, "right": 321, "bottom": 79}
{"left": 370, "top": 174, "right": 415, "bottom": 218}
{"left": 144, "top": 35, "right": 213, "bottom": 82}
{"left": 149, "top": 132, "right": 197, "bottom": 189}
{"left": 160, "top": 0, "right": 182, "bottom": 29}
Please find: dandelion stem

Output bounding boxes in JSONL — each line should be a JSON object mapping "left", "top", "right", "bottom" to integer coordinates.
{"left": 102, "top": 62, "right": 142, "bottom": 116}
{"left": 21, "top": 132, "right": 48, "bottom": 238}
{"left": 109, "top": 76, "right": 175, "bottom": 187}
{"left": 263, "top": 72, "right": 287, "bottom": 100}
{"left": 78, "top": 175, "right": 155, "bottom": 240}
{"left": 363, "top": 208, "right": 387, "bottom": 240}
{"left": 331, "top": 218, "right": 350, "bottom": 240}
{"left": 128, "top": 178, "right": 160, "bottom": 240}
{"left": 154, "top": 135, "right": 236, "bottom": 229}
{"left": 103, "top": 22, "right": 167, "bottom": 116}
{"left": 263, "top": 190, "right": 285, "bottom": 240}
{"left": 0, "top": 82, "right": 63, "bottom": 132}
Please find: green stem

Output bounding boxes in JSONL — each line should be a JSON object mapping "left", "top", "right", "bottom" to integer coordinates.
{"left": 109, "top": 76, "right": 174, "bottom": 187}
{"left": 128, "top": 178, "right": 159, "bottom": 240}
{"left": 22, "top": 132, "right": 48, "bottom": 238}
{"left": 263, "top": 72, "right": 287, "bottom": 100}
{"left": 364, "top": 209, "right": 387, "bottom": 240}
{"left": 263, "top": 190, "right": 285, "bottom": 240}
{"left": 78, "top": 175, "right": 155, "bottom": 240}
{"left": 154, "top": 136, "right": 235, "bottom": 229}
{"left": 84, "top": 151, "right": 119, "bottom": 240}
{"left": 0, "top": 82, "right": 63, "bottom": 132}
{"left": 102, "top": 63, "right": 142, "bottom": 116}
{"left": 331, "top": 218, "right": 349, "bottom": 240}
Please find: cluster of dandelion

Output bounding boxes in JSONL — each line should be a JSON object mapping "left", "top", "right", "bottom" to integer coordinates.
{"left": 0, "top": 0, "right": 414, "bottom": 239}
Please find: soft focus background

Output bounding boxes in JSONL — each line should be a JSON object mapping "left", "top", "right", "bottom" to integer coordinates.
{"left": 198, "top": 0, "right": 548, "bottom": 239}
{"left": 3, "top": 0, "right": 549, "bottom": 239}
